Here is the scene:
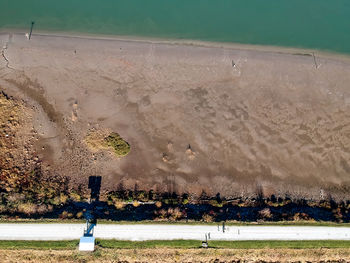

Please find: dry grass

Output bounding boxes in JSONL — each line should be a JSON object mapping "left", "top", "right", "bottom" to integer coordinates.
{"left": 84, "top": 130, "right": 130, "bottom": 157}
{"left": 2, "top": 239, "right": 350, "bottom": 262}
{"left": 84, "top": 129, "right": 110, "bottom": 152}
{"left": 1, "top": 247, "right": 350, "bottom": 263}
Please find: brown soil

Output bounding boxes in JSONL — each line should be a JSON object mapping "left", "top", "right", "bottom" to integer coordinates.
{"left": 1, "top": 32, "right": 350, "bottom": 200}
{"left": 1, "top": 248, "right": 350, "bottom": 263}
{"left": 0, "top": 91, "right": 39, "bottom": 187}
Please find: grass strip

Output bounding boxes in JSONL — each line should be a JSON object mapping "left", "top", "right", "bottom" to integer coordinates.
{"left": 0, "top": 240, "right": 79, "bottom": 250}
{"left": 97, "top": 239, "right": 201, "bottom": 249}
{"left": 1, "top": 240, "right": 350, "bottom": 250}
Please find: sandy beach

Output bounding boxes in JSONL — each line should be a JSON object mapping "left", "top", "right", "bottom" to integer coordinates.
{"left": 1, "top": 32, "right": 350, "bottom": 199}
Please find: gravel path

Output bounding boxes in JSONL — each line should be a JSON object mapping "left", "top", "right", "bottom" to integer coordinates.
{"left": 0, "top": 224, "right": 349, "bottom": 241}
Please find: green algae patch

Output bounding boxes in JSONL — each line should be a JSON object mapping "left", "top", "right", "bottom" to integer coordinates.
{"left": 85, "top": 130, "right": 130, "bottom": 157}
{"left": 104, "top": 132, "right": 130, "bottom": 157}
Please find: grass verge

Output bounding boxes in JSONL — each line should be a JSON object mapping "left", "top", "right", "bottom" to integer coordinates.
{"left": 0, "top": 240, "right": 78, "bottom": 250}
{"left": 2, "top": 240, "right": 350, "bottom": 250}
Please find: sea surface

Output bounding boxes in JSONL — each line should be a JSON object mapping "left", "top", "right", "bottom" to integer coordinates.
{"left": 1, "top": 0, "right": 350, "bottom": 54}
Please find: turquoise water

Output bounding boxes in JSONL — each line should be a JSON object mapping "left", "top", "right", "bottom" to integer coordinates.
{"left": 1, "top": 0, "right": 350, "bottom": 54}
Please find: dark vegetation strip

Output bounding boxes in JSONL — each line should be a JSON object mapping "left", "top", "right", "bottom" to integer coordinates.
{"left": 1, "top": 182, "right": 350, "bottom": 223}
{"left": 2, "top": 240, "right": 350, "bottom": 250}
{"left": 1, "top": 219, "right": 350, "bottom": 227}
{"left": 1, "top": 189, "right": 350, "bottom": 223}
{"left": 1, "top": 174, "right": 349, "bottom": 223}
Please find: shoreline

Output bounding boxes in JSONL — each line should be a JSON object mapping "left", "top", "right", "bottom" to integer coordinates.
{"left": 1, "top": 28, "right": 350, "bottom": 63}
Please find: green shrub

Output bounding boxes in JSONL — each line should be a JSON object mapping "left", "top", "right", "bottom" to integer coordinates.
{"left": 209, "top": 199, "right": 223, "bottom": 207}
{"left": 70, "top": 191, "right": 81, "bottom": 202}
{"left": 104, "top": 132, "right": 130, "bottom": 157}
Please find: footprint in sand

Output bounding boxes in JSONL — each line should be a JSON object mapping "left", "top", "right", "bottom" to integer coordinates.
{"left": 162, "top": 153, "right": 169, "bottom": 163}
{"left": 71, "top": 100, "right": 78, "bottom": 122}
{"left": 167, "top": 141, "right": 173, "bottom": 152}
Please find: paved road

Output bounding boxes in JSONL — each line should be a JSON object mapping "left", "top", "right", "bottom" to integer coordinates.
{"left": 0, "top": 224, "right": 349, "bottom": 241}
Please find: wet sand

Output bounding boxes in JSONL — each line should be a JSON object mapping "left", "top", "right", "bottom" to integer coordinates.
{"left": 1, "top": 32, "right": 350, "bottom": 199}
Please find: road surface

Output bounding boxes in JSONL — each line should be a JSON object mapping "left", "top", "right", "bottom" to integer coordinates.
{"left": 0, "top": 224, "right": 349, "bottom": 241}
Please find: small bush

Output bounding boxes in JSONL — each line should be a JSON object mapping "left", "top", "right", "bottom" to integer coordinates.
{"left": 202, "top": 213, "right": 214, "bottom": 222}
{"left": 258, "top": 208, "right": 272, "bottom": 220}
{"left": 59, "top": 211, "right": 69, "bottom": 219}
{"left": 114, "top": 201, "right": 125, "bottom": 209}
{"left": 67, "top": 212, "right": 74, "bottom": 218}
{"left": 209, "top": 199, "right": 223, "bottom": 207}
{"left": 104, "top": 132, "right": 130, "bottom": 157}
{"left": 293, "top": 212, "right": 311, "bottom": 221}
{"left": 169, "top": 207, "right": 182, "bottom": 221}
{"left": 76, "top": 211, "right": 83, "bottom": 218}
{"left": 70, "top": 191, "right": 81, "bottom": 202}
{"left": 85, "top": 130, "right": 130, "bottom": 157}
{"left": 50, "top": 196, "right": 61, "bottom": 206}
{"left": 156, "top": 209, "right": 167, "bottom": 219}
{"left": 132, "top": 200, "right": 140, "bottom": 207}
{"left": 17, "top": 202, "right": 37, "bottom": 215}
{"left": 60, "top": 194, "right": 68, "bottom": 204}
